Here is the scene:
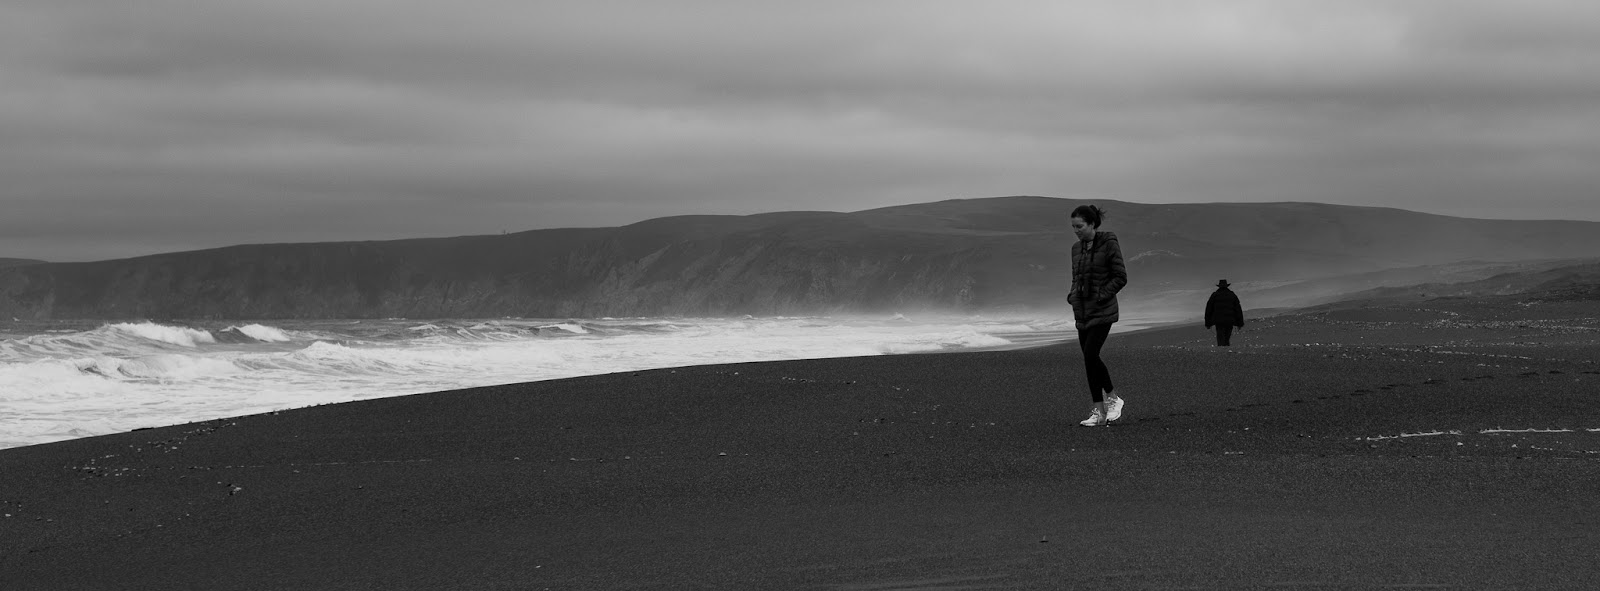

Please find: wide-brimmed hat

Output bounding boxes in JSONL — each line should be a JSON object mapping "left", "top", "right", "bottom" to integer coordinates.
{"left": 1216, "top": 279, "right": 1230, "bottom": 287}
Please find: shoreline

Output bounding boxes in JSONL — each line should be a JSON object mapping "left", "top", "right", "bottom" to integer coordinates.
{"left": 1, "top": 314, "right": 1191, "bottom": 451}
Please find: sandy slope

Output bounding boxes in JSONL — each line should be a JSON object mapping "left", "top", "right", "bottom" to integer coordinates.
{"left": 2, "top": 295, "right": 1598, "bottom": 589}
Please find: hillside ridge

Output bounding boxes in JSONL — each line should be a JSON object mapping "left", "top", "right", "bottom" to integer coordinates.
{"left": 5, "top": 197, "right": 1600, "bottom": 319}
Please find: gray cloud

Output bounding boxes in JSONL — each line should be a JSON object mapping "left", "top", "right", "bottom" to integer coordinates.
{"left": 3, "top": 0, "right": 1599, "bottom": 261}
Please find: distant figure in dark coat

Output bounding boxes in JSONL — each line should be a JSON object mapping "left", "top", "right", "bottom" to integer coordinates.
{"left": 1068, "top": 204, "right": 1127, "bottom": 427}
{"left": 1204, "top": 279, "right": 1245, "bottom": 346}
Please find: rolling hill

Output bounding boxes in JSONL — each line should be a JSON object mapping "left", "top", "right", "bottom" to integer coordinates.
{"left": 0, "top": 258, "right": 44, "bottom": 269}
{"left": 3, "top": 197, "right": 1599, "bottom": 319}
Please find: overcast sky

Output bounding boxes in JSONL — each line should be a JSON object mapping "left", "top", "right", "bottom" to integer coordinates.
{"left": 4, "top": 0, "right": 1598, "bottom": 261}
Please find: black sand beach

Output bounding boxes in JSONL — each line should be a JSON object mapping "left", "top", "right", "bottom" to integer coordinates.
{"left": 4, "top": 296, "right": 1599, "bottom": 590}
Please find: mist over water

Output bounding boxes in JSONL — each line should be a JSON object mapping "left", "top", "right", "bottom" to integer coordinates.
{"left": 0, "top": 312, "right": 1179, "bottom": 450}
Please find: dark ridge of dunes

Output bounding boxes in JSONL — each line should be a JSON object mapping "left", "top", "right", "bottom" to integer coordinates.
{"left": 8, "top": 197, "right": 1600, "bottom": 320}
{"left": 3, "top": 295, "right": 1599, "bottom": 589}
{"left": 0, "top": 258, "right": 46, "bottom": 269}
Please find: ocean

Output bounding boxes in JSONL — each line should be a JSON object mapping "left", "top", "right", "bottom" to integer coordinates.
{"left": 0, "top": 313, "right": 1175, "bottom": 450}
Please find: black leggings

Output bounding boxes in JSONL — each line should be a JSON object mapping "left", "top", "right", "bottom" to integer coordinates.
{"left": 1077, "top": 323, "right": 1115, "bottom": 402}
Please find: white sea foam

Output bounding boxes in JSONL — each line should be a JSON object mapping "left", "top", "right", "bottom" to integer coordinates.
{"left": 1363, "top": 427, "right": 1599, "bottom": 442}
{"left": 233, "top": 324, "right": 293, "bottom": 342}
{"left": 1362, "top": 430, "right": 1462, "bottom": 441}
{"left": 0, "top": 314, "right": 1174, "bottom": 450}
{"left": 536, "top": 323, "right": 589, "bottom": 334}
{"left": 107, "top": 322, "right": 216, "bottom": 347}
{"left": 3, "top": 324, "right": 209, "bottom": 363}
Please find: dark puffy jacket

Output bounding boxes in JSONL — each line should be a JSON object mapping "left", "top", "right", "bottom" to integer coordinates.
{"left": 1204, "top": 287, "right": 1244, "bottom": 328}
{"left": 1069, "top": 231, "right": 1127, "bottom": 328}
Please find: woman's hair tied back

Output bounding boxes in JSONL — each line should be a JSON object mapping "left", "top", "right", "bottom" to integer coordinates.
{"left": 1071, "top": 204, "right": 1108, "bottom": 228}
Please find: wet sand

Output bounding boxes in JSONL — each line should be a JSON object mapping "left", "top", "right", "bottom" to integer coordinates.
{"left": 3, "top": 295, "right": 1599, "bottom": 589}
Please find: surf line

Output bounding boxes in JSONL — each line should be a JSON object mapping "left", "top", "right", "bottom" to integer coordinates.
{"left": 1363, "top": 427, "right": 1599, "bottom": 441}
{"left": 1361, "top": 430, "right": 1461, "bottom": 441}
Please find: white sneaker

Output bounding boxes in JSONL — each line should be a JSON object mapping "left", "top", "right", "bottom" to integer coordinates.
{"left": 1079, "top": 405, "right": 1107, "bottom": 427}
{"left": 1104, "top": 394, "right": 1124, "bottom": 422}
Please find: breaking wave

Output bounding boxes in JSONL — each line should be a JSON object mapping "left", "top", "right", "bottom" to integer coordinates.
{"left": 0, "top": 314, "right": 1136, "bottom": 449}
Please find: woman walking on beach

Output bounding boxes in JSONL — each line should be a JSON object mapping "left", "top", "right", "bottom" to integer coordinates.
{"left": 1068, "top": 204, "right": 1127, "bottom": 427}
